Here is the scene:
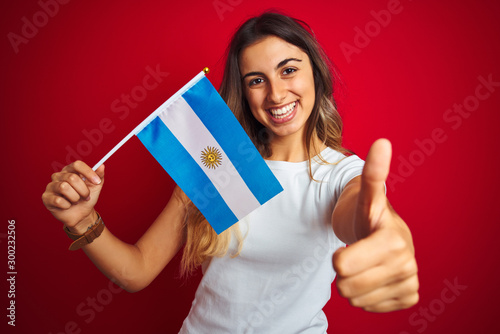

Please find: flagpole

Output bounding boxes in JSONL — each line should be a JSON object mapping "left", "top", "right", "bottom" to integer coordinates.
{"left": 92, "top": 131, "right": 136, "bottom": 171}
{"left": 92, "top": 68, "right": 209, "bottom": 171}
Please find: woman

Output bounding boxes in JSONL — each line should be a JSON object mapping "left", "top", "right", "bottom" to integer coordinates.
{"left": 42, "top": 12, "right": 418, "bottom": 333}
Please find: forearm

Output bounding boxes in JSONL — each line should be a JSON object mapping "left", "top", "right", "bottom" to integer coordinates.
{"left": 81, "top": 227, "right": 147, "bottom": 292}
{"left": 332, "top": 177, "right": 414, "bottom": 251}
{"left": 65, "top": 211, "right": 147, "bottom": 292}
{"left": 44, "top": 163, "right": 183, "bottom": 293}
{"left": 332, "top": 177, "right": 364, "bottom": 245}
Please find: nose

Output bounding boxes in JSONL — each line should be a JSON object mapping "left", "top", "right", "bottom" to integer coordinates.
{"left": 267, "top": 79, "right": 287, "bottom": 104}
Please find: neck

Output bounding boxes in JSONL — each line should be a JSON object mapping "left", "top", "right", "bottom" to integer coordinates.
{"left": 267, "top": 132, "right": 325, "bottom": 162}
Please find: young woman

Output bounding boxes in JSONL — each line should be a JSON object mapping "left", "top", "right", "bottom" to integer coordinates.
{"left": 42, "top": 12, "right": 418, "bottom": 333}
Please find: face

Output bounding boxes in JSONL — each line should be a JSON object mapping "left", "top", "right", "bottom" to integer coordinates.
{"left": 239, "top": 36, "right": 316, "bottom": 141}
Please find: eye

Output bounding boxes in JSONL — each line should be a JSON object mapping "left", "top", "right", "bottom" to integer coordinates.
{"left": 248, "top": 77, "right": 264, "bottom": 87}
{"left": 282, "top": 67, "right": 297, "bottom": 75}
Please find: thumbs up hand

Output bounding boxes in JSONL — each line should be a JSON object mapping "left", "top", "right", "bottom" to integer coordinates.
{"left": 332, "top": 139, "right": 419, "bottom": 312}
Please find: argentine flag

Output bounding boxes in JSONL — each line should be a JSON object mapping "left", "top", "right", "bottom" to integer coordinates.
{"left": 95, "top": 71, "right": 283, "bottom": 234}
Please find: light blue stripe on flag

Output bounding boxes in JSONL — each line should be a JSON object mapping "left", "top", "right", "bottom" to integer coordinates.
{"left": 137, "top": 117, "right": 238, "bottom": 234}
{"left": 182, "top": 77, "right": 283, "bottom": 204}
{"left": 135, "top": 72, "right": 283, "bottom": 234}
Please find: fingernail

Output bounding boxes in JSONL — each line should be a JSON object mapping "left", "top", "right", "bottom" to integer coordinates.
{"left": 93, "top": 177, "right": 101, "bottom": 184}
{"left": 85, "top": 196, "right": 91, "bottom": 201}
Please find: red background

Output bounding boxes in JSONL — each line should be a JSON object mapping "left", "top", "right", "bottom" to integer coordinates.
{"left": 2, "top": 0, "right": 500, "bottom": 333}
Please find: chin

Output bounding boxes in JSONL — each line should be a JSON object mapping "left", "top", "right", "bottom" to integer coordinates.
{"left": 269, "top": 123, "right": 305, "bottom": 139}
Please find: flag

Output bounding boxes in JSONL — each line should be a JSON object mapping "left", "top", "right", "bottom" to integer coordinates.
{"left": 135, "top": 71, "right": 283, "bottom": 234}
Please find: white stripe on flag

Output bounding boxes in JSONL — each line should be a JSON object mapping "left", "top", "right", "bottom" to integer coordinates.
{"left": 158, "top": 97, "right": 261, "bottom": 220}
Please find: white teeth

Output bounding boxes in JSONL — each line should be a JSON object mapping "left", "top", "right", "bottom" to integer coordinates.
{"left": 269, "top": 101, "right": 296, "bottom": 119}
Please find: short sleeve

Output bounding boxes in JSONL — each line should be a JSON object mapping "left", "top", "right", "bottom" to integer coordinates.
{"left": 327, "top": 155, "right": 365, "bottom": 203}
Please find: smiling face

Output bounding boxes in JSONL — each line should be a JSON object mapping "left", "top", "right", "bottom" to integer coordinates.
{"left": 239, "top": 36, "right": 316, "bottom": 144}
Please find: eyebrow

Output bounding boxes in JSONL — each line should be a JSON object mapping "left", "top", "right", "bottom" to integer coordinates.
{"left": 241, "top": 58, "right": 302, "bottom": 80}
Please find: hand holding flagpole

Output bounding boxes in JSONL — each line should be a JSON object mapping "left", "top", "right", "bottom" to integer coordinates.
{"left": 333, "top": 139, "right": 419, "bottom": 312}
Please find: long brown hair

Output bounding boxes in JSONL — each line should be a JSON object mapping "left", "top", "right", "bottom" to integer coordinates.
{"left": 181, "top": 11, "right": 347, "bottom": 276}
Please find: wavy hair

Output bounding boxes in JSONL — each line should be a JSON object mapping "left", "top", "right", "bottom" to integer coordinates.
{"left": 181, "top": 11, "right": 347, "bottom": 276}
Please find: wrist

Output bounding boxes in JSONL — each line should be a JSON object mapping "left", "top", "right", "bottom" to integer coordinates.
{"left": 67, "top": 210, "right": 98, "bottom": 235}
{"left": 64, "top": 210, "right": 105, "bottom": 251}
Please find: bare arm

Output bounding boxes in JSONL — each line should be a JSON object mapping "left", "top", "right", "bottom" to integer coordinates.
{"left": 42, "top": 161, "right": 186, "bottom": 292}
{"left": 331, "top": 176, "right": 362, "bottom": 245}
{"left": 81, "top": 188, "right": 186, "bottom": 292}
{"left": 332, "top": 176, "right": 412, "bottom": 246}
{"left": 330, "top": 139, "right": 418, "bottom": 312}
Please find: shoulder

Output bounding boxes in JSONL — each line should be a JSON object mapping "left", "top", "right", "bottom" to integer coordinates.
{"left": 315, "top": 147, "right": 364, "bottom": 170}
{"left": 316, "top": 148, "right": 364, "bottom": 199}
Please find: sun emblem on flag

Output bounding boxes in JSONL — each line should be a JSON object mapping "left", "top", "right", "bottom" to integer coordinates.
{"left": 201, "top": 146, "right": 222, "bottom": 169}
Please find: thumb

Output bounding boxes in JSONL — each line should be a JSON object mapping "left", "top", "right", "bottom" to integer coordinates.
{"left": 95, "top": 164, "right": 105, "bottom": 180}
{"left": 87, "top": 164, "right": 105, "bottom": 204}
{"left": 359, "top": 138, "right": 391, "bottom": 209}
{"left": 87, "top": 164, "right": 105, "bottom": 195}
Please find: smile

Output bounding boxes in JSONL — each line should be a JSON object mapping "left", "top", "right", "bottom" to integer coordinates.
{"left": 267, "top": 101, "right": 297, "bottom": 119}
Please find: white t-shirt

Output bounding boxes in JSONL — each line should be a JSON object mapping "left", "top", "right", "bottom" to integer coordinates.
{"left": 179, "top": 148, "right": 365, "bottom": 334}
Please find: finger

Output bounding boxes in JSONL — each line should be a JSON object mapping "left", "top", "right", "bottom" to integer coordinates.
{"left": 62, "top": 160, "right": 102, "bottom": 185}
{"left": 58, "top": 181, "right": 83, "bottom": 203}
{"left": 94, "top": 164, "right": 105, "bottom": 181}
{"left": 336, "top": 256, "right": 417, "bottom": 298}
{"left": 349, "top": 274, "right": 419, "bottom": 310}
{"left": 359, "top": 138, "right": 392, "bottom": 207}
{"left": 333, "top": 227, "right": 396, "bottom": 277}
{"left": 46, "top": 180, "right": 84, "bottom": 204}
{"left": 53, "top": 173, "right": 92, "bottom": 201}
{"left": 42, "top": 192, "right": 72, "bottom": 210}
{"left": 363, "top": 292, "right": 419, "bottom": 313}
